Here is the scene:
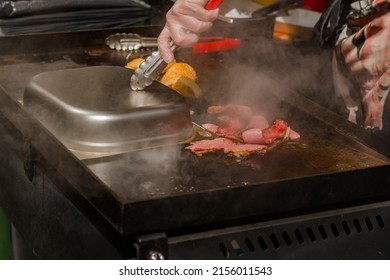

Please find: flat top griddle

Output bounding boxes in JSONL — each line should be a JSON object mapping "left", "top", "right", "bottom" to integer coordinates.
{"left": 0, "top": 27, "right": 389, "bottom": 237}
{"left": 81, "top": 85, "right": 390, "bottom": 235}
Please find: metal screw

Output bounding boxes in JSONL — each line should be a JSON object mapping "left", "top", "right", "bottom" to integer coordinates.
{"left": 148, "top": 251, "right": 165, "bottom": 260}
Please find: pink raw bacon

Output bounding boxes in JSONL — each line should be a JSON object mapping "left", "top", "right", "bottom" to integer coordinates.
{"left": 188, "top": 104, "right": 300, "bottom": 158}
{"left": 215, "top": 119, "right": 246, "bottom": 137}
{"left": 186, "top": 138, "right": 267, "bottom": 157}
{"left": 201, "top": 123, "right": 219, "bottom": 134}
{"left": 247, "top": 115, "right": 269, "bottom": 130}
{"left": 242, "top": 128, "right": 264, "bottom": 144}
{"left": 288, "top": 128, "right": 301, "bottom": 141}
{"left": 185, "top": 138, "right": 236, "bottom": 156}
{"left": 207, "top": 104, "right": 254, "bottom": 138}
{"left": 261, "top": 119, "right": 288, "bottom": 144}
{"left": 241, "top": 119, "right": 289, "bottom": 145}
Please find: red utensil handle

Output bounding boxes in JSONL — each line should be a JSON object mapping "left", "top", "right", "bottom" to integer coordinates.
{"left": 205, "top": 0, "right": 224, "bottom": 10}
{"left": 193, "top": 37, "right": 241, "bottom": 54}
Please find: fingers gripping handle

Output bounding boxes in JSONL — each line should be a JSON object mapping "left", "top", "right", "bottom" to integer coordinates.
{"left": 205, "top": 0, "right": 224, "bottom": 10}
{"left": 130, "top": 0, "right": 224, "bottom": 91}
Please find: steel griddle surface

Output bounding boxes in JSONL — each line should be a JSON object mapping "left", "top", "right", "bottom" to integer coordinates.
{"left": 1, "top": 28, "right": 390, "bottom": 236}
{"left": 85, "top": 113, "right": 388, "bottom": 201}
{"left": 83, "top": 94, "right": 390, "bottom": 235}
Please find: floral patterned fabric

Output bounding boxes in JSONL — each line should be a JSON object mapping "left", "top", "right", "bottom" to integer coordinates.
{"left": 334, "top": 0, "right": 390, "bottom": 133}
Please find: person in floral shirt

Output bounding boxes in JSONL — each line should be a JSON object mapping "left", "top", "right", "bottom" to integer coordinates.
{"left": 331, "top": 0, "right": 390, "bottom": 137}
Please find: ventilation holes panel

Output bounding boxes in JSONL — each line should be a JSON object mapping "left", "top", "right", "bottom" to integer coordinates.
{"left": 218, "top": 214, "right": 386, "bottom": 258}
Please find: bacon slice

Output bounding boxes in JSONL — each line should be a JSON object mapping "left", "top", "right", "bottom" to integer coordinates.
{"left": 202, "top": 123, "right": 219, "bottom": 134}
{"left": 261, "top": 119, "right": 288, "bottom": 144}
{"left": 207, "top": 105, "right": 224, "bottom": 114}
{"left": 187, "top": 105, "right": 299, "bottom": 159}
{"left": 242, "top": 128, "right": 264, "bottom": 144}
{"left": 206, "top": 105, "right": 253, "bottom": 138}
{"left": 216, "top": 119, "right": 246, "bottom": 137}
{"left": 247, "top": 115, "right": 269, "bottom": 130}
{"left": 288, "top": 128, "right": 301, "bottom": 141}
{"left": 185, "top": 138, "right": 236, "bottom": 155}
{"left": 186, "top": 137, "right": 267, "bottom": 157}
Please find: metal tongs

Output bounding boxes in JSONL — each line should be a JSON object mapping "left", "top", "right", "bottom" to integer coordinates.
{"left": 106, "top": 33, "right": 240, "bottom": 55}
{"left": 130, "top": 0, "right": 225, "bottom": 91}
{"left": 105, "top": 33, "right": 158, "bottom": 51}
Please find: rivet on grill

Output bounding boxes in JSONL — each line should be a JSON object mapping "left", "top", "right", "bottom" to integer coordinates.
{"left": 148, "top": 251, "right": 165, "bottom": 260}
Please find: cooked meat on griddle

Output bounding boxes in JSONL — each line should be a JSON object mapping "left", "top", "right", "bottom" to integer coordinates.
{"left": 201, "top": 123, "right": 219, "bottom": 133}
{"left": 185, "top": 138, "right": 267, "bottom": 158}
{"left": 185, "top": 138, "right": 236, "bottom": 156}
{"left": 186, "top": 104, "right": 300, "bottom": 158}
{"left": 288, "top": 128, "right": 301, "bottom": 141}
{"left": 242, "top": 128, "right": 263, "bottom": 144}
{"left": 207, "top": 104, "right": 254, "bottom": 138}
{"left": 215, "top": 119, "right": 247, "bottom": 138}
{"left": 247, "top": 115, "right": 269, "bottom": 130}
{"left": 242, "top": 119, "right": 289, "bottom": 145}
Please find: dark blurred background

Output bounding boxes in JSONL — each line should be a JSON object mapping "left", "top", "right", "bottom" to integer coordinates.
{"left": 0, "top": 0, "right": 175, "bottom": 35}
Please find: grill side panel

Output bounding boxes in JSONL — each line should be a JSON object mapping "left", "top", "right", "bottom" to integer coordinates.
{"left": 168, "top": 202, "right": 390, "bottom": 259}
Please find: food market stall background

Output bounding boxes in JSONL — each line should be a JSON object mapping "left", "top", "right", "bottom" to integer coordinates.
{"left": 0, "top": 0, "right": 390, "bottom": 260}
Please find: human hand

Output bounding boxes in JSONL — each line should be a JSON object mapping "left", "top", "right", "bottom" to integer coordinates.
{"left": 158, "top": 0, "right": 220, "bottom": 63}
{"left": 340, "top": 11, "right": 390, "bottom": 128}
{"left": 373, "top": 0, "right": 390, "bottom": 7}
{"left": 341, "top": 13, "right": 390, "bottom": 80}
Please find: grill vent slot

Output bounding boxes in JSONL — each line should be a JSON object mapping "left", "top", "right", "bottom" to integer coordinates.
{"left": 330, "top": 223, "right": 339, "bottom": 237}
{"left": 282, "top": 231, "right": 292, "bottom": 247}
{"left": 353, "top": 219, "right": 362, "bottom": 233}
{"left": 306, "top": 227, "right": 316, "bottom": 242}
{"left": 365, "top": 217, "right": 374, "bottom": 231}
{"left": 269, "top": 234, "right": 280, "bottom": 249}
{"left": 219, "top": 214, "right": 386, "bottom": 258}
{"left": 219, "top": 242, "right": 230, "bottom": 259}
{"left": 294, "top": 229, "right": 304, "bottom": 244}
{"left": 257, "top": 236, "right": 268, "bottom": 251}
{"left": 342, "top": 221, "right": 351, "bottom": 235}
{"left": 245, "top": 238, "right": 255, "bottom": 253}
{"left": 376, "top": 215, "right": 385, "bottom": 229}
{"left": 318, "top": 225, "right": 328, "bottom": 240}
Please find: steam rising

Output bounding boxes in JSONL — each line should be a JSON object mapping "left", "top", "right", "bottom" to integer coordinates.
{"left": 9, "top": 14, "right": 337, "bottom": 204}
{"left": 197, "top": 24, "right": 336, "bottom": 119}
